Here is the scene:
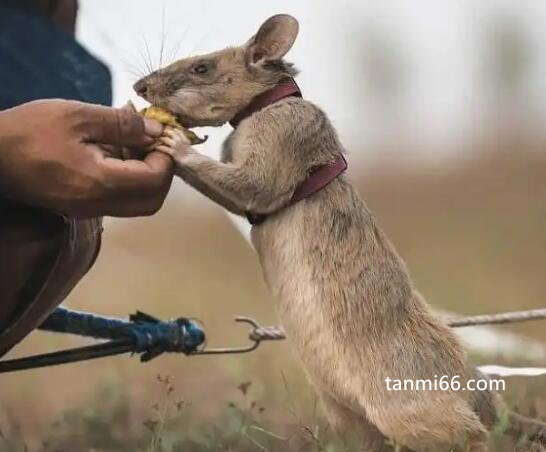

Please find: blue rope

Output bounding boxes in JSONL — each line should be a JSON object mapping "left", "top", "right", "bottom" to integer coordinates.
{"left": 39, "top": 308, "right": 205, "bottom": 354}
{"left": 0, "top": 308, "right": 206, "bottom": 373}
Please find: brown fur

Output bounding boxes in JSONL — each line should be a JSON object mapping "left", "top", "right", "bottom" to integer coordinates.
{"left": 135, "top": 14, "right": 546, "bottom": 452}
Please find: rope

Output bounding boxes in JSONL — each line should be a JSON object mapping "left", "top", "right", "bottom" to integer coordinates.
{"left": 39, "top": 308, "right": 205, "bottom": 355}
{"left": 1, "top": 307, "right": 545, "bottom": 373}
{"left": 248, "top": 308, "right": 546, "bottom": 342}
{"left": 249, "top": 325, "right": 287, "bottom": 342}
{"left": 0, "top": 308, "right": 206, "bottom": 373}
{"left": 445, "top": 308, "right": 546, "bottom": 328}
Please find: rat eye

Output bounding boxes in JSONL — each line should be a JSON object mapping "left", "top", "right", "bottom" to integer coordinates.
{"left": 191, "top": 64, "right": 208, "bottom": 75}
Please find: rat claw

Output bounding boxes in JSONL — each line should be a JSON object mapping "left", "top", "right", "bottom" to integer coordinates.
{"left": 163, "top": 127, "right": 181, "bottom": 138}
{"left": 158, "top": 136, "right": 176, "bottom": 147}
{"left": 162, "top": 128, "right": 176, "bottom": 139}
{"left": 163, "top": 127, "right": 191, "bottom": 146}
{"left": 174, "top": 129, "right": 191, "bottom": 145}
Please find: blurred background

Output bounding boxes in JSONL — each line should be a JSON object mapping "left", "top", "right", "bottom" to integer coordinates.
{"left": 2, "top": 1, "right": 546, "bottom": 451}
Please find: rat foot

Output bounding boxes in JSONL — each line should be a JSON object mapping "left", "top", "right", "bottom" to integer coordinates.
{"left": 153, "top": 126, "right": 194, "bottom": 160}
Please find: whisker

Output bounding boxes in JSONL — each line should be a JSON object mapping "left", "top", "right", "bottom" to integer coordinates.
{"left": 159, "top": 4, "right": 167, "bottom": 70}
{"left": 137, "top": 49, "right": 150, "bottom": 76}
{"left": 167, "top": 25, "right": 190, "bottom": 62}
{"left": 124, "top": 72, "right": 142, "bottom": 83}
{"left": 140, "top": 34, "right": 155, "bottom": 75}
{"left": 135, "top": 44, "right": 148, "bottom": 75}
{"left": 120, "top": 54, "right": 147, "bottom": 79}
{"left": 121, "top": 65, "right": 141, "bottom": 79}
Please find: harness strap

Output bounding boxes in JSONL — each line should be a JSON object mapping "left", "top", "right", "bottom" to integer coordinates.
{"left": 246, "top": 155, "right": 348, "bottom": 225}
{"left": 229, "top": 78, "right": 302, "bottom": 128}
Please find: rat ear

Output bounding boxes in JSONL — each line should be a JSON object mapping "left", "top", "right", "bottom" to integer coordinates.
{"left": 245, "top": 14, "right": 299, "bottom": 65}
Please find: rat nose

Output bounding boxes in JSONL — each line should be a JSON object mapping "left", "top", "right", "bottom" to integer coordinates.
{"left": 133, "top": 79, "right": 149, "bottom": 97}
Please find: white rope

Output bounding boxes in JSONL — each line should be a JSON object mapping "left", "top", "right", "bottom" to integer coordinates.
{"left": 478, "top": 365, "right": 546, "bottom": 377}
{"left": 250, "top": 308, "right": 546, "bottom": 341}
{"left": 446, "top": 308, "right": 546, "bottom": 327}
{"left": 249, "top": 309, "right": 546, "bottom": 378}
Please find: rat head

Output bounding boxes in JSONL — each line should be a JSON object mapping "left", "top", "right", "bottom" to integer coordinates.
{"left": 133, "top": 14, "right": 299, "bottom": 127}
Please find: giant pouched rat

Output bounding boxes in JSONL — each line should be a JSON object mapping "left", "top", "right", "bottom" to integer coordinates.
{"left": 134, "top": 14, "right": 546, "bottom": 452}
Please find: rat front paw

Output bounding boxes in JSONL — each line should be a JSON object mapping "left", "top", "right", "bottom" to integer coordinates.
{"left": 153, "top": 126, "right": 195, "bottom": 160}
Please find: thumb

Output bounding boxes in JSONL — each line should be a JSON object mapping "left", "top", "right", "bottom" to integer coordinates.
{"left": 76, "top": 102, "right": 162, "bottom": 147}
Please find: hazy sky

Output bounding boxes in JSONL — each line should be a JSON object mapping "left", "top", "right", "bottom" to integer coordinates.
{"left": 78, "top": 0, "right": 546, "bottom": 161}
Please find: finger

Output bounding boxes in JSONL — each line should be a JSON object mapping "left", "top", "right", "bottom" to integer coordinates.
{"left": 97, "top": 149, "right": 173, "bottom": 194}
{"left": 94, "top": 172, "right": 173, "bottom": 217}
{"left": 97, "top": 143, "right": 124, "bottom": 158}
{"left": 143, "top": 118, "right": 163, "bottom": 137}
{"left": 64, "top": 140, "right": 173, "bottom": 217}
{"left": 74, "top": 103, "right": 162, "bottom": 148}
{"left": 124, "top": 100, "right": 137, "bottom": 113}
{"left": 121, "top": 146, "right": 148, "bottom": 161}
{"left": 153, "top": 145, "right": 176, "bottom": 157}
{"left": 91, "top": 152, "right": 173, "bottom": 217}
{"left": 125, "top": 102, "right": 164, "bottom": 138}
{"left": 114, "top": 152, "right": 174, "bottom": 216}
{"left": 121, "top": 147, "right": 131, "bottom": 160}
{"left": 142, "top": 150, "right": 174, "bottom": 172}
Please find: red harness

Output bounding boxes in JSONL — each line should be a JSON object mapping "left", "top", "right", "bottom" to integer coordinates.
{"left": 230, "top": 78, "right": 348, "bottom": 226}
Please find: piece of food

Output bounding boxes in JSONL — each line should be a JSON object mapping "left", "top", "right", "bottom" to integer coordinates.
{"left": 140, "top": 106, "right": 207, "bottom": 145}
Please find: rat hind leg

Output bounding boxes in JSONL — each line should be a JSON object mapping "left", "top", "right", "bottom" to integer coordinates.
{"left": 318, "top": 390, "right": 398, "bottom": 452}
{"left": 372, "top": 397, "right": 489, "bottom": 452}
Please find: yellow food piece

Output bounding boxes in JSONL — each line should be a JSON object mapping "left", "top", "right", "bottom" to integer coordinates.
{"left": 140, "top": 106, "right": 207, "bottom": 145}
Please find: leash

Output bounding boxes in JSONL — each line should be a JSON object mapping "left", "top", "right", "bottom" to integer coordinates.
{"left": 0, "top": 308, "right": 281, "bottom": 374}
{"left": 1, "top": 307, "right": 545, "bottom": 374}
{"left": 245, "top": 308, "right": 546, "bottom": 342}
{"left": 445, "top": 308, "right": 546, "bottom": 328}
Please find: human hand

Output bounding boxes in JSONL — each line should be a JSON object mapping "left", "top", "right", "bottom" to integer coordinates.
{"left": 0, "top": 99, "right": 174, "bottom": 217}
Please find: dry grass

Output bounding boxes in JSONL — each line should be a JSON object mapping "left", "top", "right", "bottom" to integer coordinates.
{"left": 2, "top": 373, "right": 545, "bottom": 452}
{"left": 1, "top": 147, "right": 545, "bottom": 451}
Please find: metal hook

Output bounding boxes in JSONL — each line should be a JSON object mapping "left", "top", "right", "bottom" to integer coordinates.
{"left": 190, "top": 316, "right": 263, "bottom": 355}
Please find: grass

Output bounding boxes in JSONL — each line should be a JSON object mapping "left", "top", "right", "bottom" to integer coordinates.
{"left": 0, "top": 374, "right": 347, "bottom": 452}
{"left": 1, "top": 373, "right": 545, "bottom": 451}
{"left": 1, "top": 147, "right": 545, "bottom": 451}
